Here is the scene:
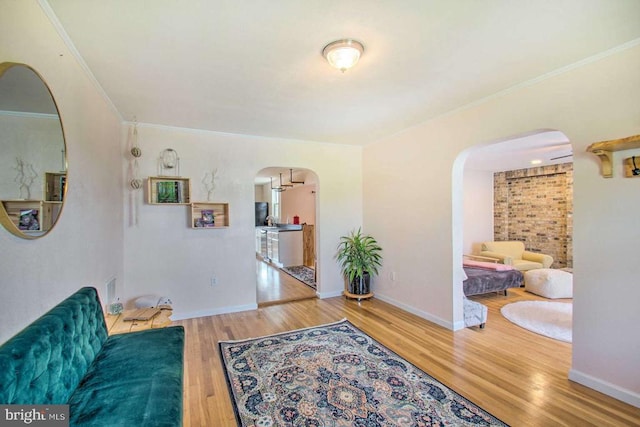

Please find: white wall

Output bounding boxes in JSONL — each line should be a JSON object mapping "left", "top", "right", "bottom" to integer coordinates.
{"left": 0, "top": 2, "right": 123, "bottom": 343}
{"left": 3, "top": 0, "right": 638, "bottom": 408}
{"left": 122, "top": 124, "right": 362, "bottom": 318}
{"left": 462, "top": 169, "right": 494, "bottom": 254}
{"left": 281, "top": 183, "right": 316, "bottom": 225}
{"left": 0, "top": 114, "right": 64, "bottom": 200}
{"left": 364, "top": 43, "right": 640, "bottom": 406}
{"left": 254, "top": 183, "right": 270, "bottom": 204}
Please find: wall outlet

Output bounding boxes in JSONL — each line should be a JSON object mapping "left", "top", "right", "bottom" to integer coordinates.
{"left": 389, "top": 271, "right": 396, "bottom": 281}
{"left": 210, "top": 276, "right": 218, "bottom": 286}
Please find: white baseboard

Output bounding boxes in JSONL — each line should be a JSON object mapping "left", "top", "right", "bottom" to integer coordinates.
{"left": 374, "top": 293, "right": 454, "bottom": 330}
{"left": 317, "top": 289, "right": 343, "bottom": 299}
{"left": 171, "top": 303, "right": 258, "bottom": 321}
{"left": 452, "top": 320, "right": 466, "bottom": 331}
{"left": 569, "top": 369, "right": 640, "bottom": 408}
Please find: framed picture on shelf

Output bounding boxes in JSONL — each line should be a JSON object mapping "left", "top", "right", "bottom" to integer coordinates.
{"left": 148, "top": 176, "right": 190, "bottom": 204}
{"left": 190, "top": 202, "right": 229, "bottom": 228}
{"left": 194, "top": 209, "right": 215, "bottom": 227}
{"left": 19, "top": 209, "right": 40, "bottom": 231}
{"left": 201, "top": 210, "right": 215, "bottom": 227}
{"left": 156, "top": 181, "right": 179, "bottom": 203}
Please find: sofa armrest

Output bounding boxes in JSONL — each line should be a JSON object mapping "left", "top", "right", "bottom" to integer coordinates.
{"left": 523, "top": 251, "right": 553, "bottom": 268}
{"left": 479, "top": 251, "right": 513, "bottom": 265}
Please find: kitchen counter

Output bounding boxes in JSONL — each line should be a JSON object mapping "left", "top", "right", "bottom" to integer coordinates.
{"left": 255, "top": 226, "right": 303, "bottom": 267}
{"left": 257, "top": 224, "right": 303, "bottom": 231}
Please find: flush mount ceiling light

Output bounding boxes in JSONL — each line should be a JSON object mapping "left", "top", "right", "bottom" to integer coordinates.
{"left": 322, "top": 39, "right": 364, "bottom": 72}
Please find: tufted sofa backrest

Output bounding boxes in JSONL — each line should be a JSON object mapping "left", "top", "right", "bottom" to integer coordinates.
{"left": 0, "top": 287, "right": 108, "bottom": 404}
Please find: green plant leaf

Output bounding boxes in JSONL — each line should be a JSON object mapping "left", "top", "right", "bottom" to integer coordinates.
{"left": 336, "top": 227, "right": 383, "bottom": 283}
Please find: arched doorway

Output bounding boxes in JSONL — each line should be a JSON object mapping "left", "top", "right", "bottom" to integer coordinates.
{"left": 254, "top": 167, "right": 319, "bottom": 306}
{"left": 452, "top": 129, "right": 573, "bottom": 326}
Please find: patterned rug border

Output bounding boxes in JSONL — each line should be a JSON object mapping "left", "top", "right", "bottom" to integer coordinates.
{"left": 280, "top": 265, "right": 316, "bottom": 290}
{"left": 218, "top": 318, "right": 347, "bottom": 344}
{"left": 219, "top": 318, "right": 509, "bottom": 426}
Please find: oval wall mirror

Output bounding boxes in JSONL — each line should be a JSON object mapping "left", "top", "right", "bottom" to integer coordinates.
{"left": 0, "top": 62, "right": 67, "bottom": 239}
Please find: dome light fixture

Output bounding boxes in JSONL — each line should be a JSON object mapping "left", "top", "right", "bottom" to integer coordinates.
{"left": 322, "top": 39, "right": 364, "bottom": 72}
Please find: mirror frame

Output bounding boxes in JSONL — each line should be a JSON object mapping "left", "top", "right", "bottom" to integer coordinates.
{"left": 0, "top": 62, "right": 68, "bottom": 239}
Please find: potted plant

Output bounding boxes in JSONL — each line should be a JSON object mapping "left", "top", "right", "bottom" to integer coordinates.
{"left": 336, "top": 228, "right": 383, "bottom": 296}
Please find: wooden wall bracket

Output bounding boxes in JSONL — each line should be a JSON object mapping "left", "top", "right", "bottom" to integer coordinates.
{"left": 586, "top": 134, "right": 640, "bottom": 178}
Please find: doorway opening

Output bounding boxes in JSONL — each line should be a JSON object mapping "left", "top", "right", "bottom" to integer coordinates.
{"left": 453, "top": 129, "right": 574, "bottom": 328}
{"left": 254, "top": 167, "right": 319, "bottom": 306}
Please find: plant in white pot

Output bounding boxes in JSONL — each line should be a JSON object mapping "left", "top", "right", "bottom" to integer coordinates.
{"left": 336, "top": 228, "right": 383, "bottom": 296}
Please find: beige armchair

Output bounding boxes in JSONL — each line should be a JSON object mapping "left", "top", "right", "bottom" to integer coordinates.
{"left": 480, "top": 241, "right": 553, "bottom": 271}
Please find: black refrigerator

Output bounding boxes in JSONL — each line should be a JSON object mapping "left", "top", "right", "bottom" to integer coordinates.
{"left": 255, "top": 202, "right": 269, "bottom": 226}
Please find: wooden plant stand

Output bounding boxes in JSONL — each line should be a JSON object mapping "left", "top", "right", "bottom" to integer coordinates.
{"left": 343, "top": 291, "right": 374, "bottom": 301}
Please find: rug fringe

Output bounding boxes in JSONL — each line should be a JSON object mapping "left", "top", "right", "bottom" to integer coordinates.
{"left": 217, "top": 318, "right": 349, "bottom": 344}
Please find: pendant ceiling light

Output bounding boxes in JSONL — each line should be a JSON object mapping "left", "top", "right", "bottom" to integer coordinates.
{"left": 322, "top": 39, "right": 364, "bottom": 72}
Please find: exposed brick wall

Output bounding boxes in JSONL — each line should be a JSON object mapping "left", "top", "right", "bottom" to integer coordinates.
{"left": 494, "top": 163, "right": 573, "bottom": 268}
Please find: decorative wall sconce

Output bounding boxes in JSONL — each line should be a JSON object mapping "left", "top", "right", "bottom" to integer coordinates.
{"left": 159, "top": 148, "right": 180, "bottom": 176}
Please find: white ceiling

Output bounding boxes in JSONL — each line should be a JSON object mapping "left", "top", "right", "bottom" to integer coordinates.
{"left": 43, "top": 0, "right": 640, "bottom": 148}
{"left": 466, "top": 130, "right": 572, "bottom": 172}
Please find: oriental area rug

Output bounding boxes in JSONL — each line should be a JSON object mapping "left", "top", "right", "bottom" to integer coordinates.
{"left": 219, "top": 319, "right": 508, "bottom": 426}
{"left": 281, "top": 265, "right": 316, "bottom": 290}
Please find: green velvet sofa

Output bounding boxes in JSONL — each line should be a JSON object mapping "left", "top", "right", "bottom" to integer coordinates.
{"left": 0, "top": 287, "right": 185, "bottom": 426}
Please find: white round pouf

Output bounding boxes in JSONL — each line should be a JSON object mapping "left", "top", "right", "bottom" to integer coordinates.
{"left": 524, "top": 268, "right": 573, "bottom": 299}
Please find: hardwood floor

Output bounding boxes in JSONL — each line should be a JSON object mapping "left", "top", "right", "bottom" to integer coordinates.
{"left": 255, "top": 258, "right": 316, "bottom": 307}
{"left": 174, "top": 288, "right": 640, "bottom": 426}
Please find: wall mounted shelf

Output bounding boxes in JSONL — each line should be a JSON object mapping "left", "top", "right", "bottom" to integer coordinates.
{"left": 147, "top": 176, "right": 191, "bottom": 204}
{"left": 586, "top": 134, "right": 640, "bottom": 178}
{"left": 190, "top": 202, "right": 229, "bottom": 228}
{"left": 45, "top": 172, "right": 66, "bottom": 202}
{"left": 0, "top": 200, "right": 57, "bottom": 234}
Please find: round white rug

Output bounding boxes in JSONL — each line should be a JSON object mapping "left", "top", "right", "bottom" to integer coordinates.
{"left": 500, "top": 301, "right": 572, "bottom": 343}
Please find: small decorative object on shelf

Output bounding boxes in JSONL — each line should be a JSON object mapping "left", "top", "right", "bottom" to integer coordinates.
{"left": 201, "top": 210, "right": 215, "bottom": 226}
{"left": 107, "top": 299, "right": 123, "bottom": 315}
{"left": 147, "top": 176, "right": 190, "bottom": 204}
{"left": 195, "top": 209, "right": 215, "bottom": 227}
{"left": 158, "top": 148, "right": 180, "bottom": 176}
{"left": 18, "top": 208, "right": 39, "bottom": 231}
{"left": 191, "top": 202, "right": 229, "bottom": 228}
